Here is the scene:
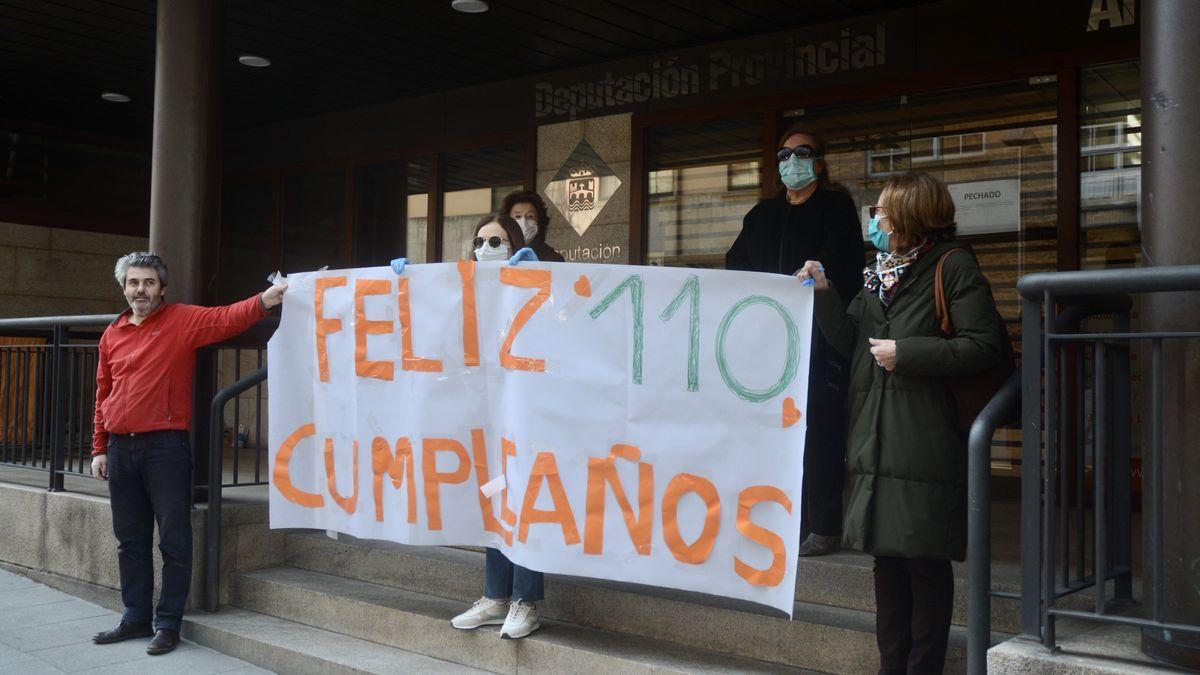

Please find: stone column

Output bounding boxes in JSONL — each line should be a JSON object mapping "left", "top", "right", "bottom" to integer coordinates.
{"left": 149, "top": 0, "right": 222, "bottom": 304}
{"left": 1141, "top": 0, "right": 1200, "bottom": 667}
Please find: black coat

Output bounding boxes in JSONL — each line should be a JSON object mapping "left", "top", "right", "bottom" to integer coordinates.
{"left": 814, "top": 241, "right": 1004, "bottom": 560}
{"left": 726, "top": 188, "right": 866, "bottom": 406}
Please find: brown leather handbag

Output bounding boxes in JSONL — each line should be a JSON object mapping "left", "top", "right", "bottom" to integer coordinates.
{"left": 934, "top": 248, "right": 1017, "bottom": 433}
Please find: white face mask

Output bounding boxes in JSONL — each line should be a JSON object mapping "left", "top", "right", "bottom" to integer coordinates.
{"left": 515, "top": 217, "right": 538, "bottom": 242}
{"left": 475, "top": 242, "right": 510, "bottom": 261}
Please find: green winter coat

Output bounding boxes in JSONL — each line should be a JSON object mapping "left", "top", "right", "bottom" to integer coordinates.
{"left": 813, "top": 241, "right": 1004, "bottom": 561}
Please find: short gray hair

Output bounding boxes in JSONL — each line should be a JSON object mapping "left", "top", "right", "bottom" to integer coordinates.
{"left": 114, "top": 252, "right": 169, "bottom": 287}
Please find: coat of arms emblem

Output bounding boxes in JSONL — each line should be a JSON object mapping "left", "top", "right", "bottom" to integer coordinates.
{"left": 545, "top": 138, "right": 622, "bottom": 237}
{"left": 567, "top": 166, "right": 596, "bottom": 212}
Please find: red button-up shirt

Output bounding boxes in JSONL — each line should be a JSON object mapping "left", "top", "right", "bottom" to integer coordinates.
{"left": 92, "top": 294, "right": 267, "bottom": 455}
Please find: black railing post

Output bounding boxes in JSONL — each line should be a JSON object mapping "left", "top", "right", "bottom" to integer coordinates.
{"left": 48, "top": 324, "right": 69, "bottom": 492}
{"left": 1019, "top": 294, "right": 1044, "bottom": 640}
{"left": 967, "top": 373, "right": 1020, "bottom": 675}
{"left": 1110, "top": 309, "right": 1133, "bottom": 603}
{"left": 1094, "top": 342, "right": 1108, "bottom": 617}
{"left": 1150, "top": 338, "right": 1164, "bottom": 623}
{"left": 205, "top": 366, "right": 267, "bottom": 613}
{"left": 1041, "top": 291, "right": 1058, "bottom": 649}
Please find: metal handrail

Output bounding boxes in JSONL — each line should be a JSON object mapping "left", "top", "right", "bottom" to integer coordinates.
{"left": 204, "top": 366, "right": 267, "bottom": 612}
{"left": 1018, "top": 264, "right": 1200, "bottom": 299}
{"left": 0, "top": 315, "right": 118, "bottom": 331}
{"left": 1013, "top": 264, "right": 1200, "bottom": 657}
{"left": 966, "top": 294, "right": 1139, "bottom": 672}
{"left": 966, "top": 372, "right": 1020, "bottom": 675}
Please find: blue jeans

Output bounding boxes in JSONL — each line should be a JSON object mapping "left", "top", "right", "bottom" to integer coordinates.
{"left": 106, "top": 430, "right": 193, "bottom": 632}
{"left": 484, "top": 548, "right": 544, "bottom": 602}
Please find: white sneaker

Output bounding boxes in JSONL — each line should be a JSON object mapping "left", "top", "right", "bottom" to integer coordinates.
{"left": 499, "top": 600, "right": 540, "bottom": 639}
{"left": 451, "top": 596, "right": 509, "bottom": 630}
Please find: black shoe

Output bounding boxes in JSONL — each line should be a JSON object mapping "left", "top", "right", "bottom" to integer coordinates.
{"left": 92, "top": 621, "right": 153, "bottom": 644}
{"left": 798, "top": 533, "right": 841, "bottom": 557}
{"left": 146, "top": 629, "right": 180, "bottom": 655}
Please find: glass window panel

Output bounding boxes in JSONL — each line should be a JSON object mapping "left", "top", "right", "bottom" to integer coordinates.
{"left": 645, "top": 114, "right": 762, "bottom": 268}
{"left": 649, "top": 169, "right": 676, "bottom": 196}
{"left": 728, "top": 160, "right": 760, "bottom": 190}
{"left": 796, "top": 77, "right": 1058, "bottom": 475}
{"left": 219, "top": 182, "right": 273, "bottom": 303}
{"left": 406, "top": 157, "right": 430, "bottom": 264}
{"left": 1081, "top": 61, "right": 1141, "bottom": 270}
{"left": 440, "top": 144, "right": 523, "bottom": 262}
{"left": 0, "top": 130, "right": 150, "bottom": 225}
{"left": 355, "top": 157, "right": 431, "bottom": 267}
{"left": 282, "top": 169, "right": 344, "bottom": 274}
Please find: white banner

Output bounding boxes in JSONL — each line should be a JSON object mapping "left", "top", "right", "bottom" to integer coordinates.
{"left": 267, "top": 261, "right": 813, "bottom": 614}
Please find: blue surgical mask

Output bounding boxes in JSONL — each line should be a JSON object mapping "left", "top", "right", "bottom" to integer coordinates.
{"left": 867, "top": 216, "right": 892, "bottom": 252}
{"left": 778, "top": 156, "right": 817, "bottom": 190}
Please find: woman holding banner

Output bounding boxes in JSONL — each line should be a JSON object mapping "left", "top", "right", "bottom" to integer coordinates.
{"left": 797, "top": 171, "right": 1005, "bottom": 674}
{"left": 455, "top": 213, "right": 547, "bottom": 639}
{"left": 726, "top": 123, "right": 864, "bottom": 557}
{"left": 502, "top": 190, "right": 564, "bottom": 262}
{"left": 391, "top": 214, "right": 545, "bottom": 638}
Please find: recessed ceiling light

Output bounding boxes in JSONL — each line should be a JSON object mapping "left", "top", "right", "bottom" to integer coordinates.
{"left": 101, "top": 92, "right": 130, "bottom": 103}
{"left": 238, "top": 54, "right": 271, "bottom": 67}
{"left": 451, "top": 0, "right": 488, "bottom": 13}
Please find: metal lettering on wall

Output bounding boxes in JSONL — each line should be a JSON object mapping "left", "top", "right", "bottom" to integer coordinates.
{"left": 535, "top": 22, "right": 889, "bottom": 120}
{"left": 544, "top": 138, "right": 622, "bottom": 237}
{"left": 1087, "top": 0, "right": 1135, "bottom": 31}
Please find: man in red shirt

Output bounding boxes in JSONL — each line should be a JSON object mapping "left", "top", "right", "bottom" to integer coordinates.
{"left": 89, "top": 252, "right": 286, "bottom": 655}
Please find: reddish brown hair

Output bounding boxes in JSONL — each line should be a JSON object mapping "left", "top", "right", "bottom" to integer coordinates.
{"left": 500, "top": 190, "right": 550, "bottom": 245}
{"left": 879, "top": 172, "right": 958, "bottom": 249}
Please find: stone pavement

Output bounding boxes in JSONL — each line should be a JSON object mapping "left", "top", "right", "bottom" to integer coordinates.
{"left": 0, "top": 567, "right": 269, "bottom": 674}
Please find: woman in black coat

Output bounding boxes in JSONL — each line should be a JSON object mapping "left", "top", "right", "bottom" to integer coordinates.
{"left": 725, "top": 123, "right": 864, "bottom": 556}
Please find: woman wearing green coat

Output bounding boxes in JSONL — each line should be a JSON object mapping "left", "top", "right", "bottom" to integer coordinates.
{"left": 798, "top": 171, "right": 1004, "bottom": 675}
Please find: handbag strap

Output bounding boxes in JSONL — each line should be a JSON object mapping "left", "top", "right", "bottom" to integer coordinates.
{"left": 934, "top": 248, "right": 968, "bottom": 335}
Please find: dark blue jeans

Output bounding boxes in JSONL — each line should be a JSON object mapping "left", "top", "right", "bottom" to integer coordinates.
{"left": 484, "top": 548, "right": 544, "bottom": 603}
{"left": 107, "top": 430, "right": 193, "bottom": 632}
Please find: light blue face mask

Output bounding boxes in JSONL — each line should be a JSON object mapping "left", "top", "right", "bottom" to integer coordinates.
{"left": 867, "top": 216, "right": 892, "bottom": 252}
{"left": 778, "top": 156, "right": 817, "bottom": 190}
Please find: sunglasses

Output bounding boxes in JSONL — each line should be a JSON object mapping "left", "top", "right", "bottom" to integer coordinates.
{"left": 868, "top": 205, "right": 888, "bottom": 219}
{"left": 473, "top": 235, "right": 506, "bottom": 249}
{"left": 776, "top": 144, "right": 821, "bottom": 161}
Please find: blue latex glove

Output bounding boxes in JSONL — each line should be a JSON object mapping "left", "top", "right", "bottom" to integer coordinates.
{"left": 801, "top": 265, "right": 825, "bottom": 287}
{"left": 508, "top": 247, "right": 539, "bottom": 265}
{"left": 390, "top": 257, "right": 408, "bottom": 275}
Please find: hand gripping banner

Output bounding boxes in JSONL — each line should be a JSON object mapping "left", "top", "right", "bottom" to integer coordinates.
{"left": 268, "top": 261, "right": 813, "bottom": 615}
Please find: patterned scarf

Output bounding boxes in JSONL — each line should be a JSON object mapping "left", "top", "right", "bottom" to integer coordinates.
{"left": 863, "top": 242, "right": 933, "bottom": 306}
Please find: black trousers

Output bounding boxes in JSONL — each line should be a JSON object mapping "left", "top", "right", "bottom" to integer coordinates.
{"left": 873, "top": 556, "right": 954, "bottom": 675}
{"left": 107, "top": 430, "right": 194, "bottom": 632}
{"left": 800, "top": 394, "right": 846, "bottom": 538}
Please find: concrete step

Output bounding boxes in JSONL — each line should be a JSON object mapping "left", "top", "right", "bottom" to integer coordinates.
{"left": 231, "top": 566, "right": 818, "bottom": 674}
{"left": 794, "top": 550, "right": 1022, "bottom": 634}
{"left": 279, "top": 533, "right": 993, "bottom": 673}
{"left": 184, "top": 606, "right": 483, "bottom": 674}
{"left": 284, "top": 530, "right": 1023, "bottom": 634}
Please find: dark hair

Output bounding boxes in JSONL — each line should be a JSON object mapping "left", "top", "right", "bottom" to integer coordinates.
{"left": 471, "top": 213, "right": 527, "bottom": 261}
{"left": 774, "top": 122, "right": 850, "bottom": 196}
{"left": 500, "top": 190, "right": 550, "bottom": 245}
{"left": 879, "top": 172, "right": 958, "bottom": 249}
